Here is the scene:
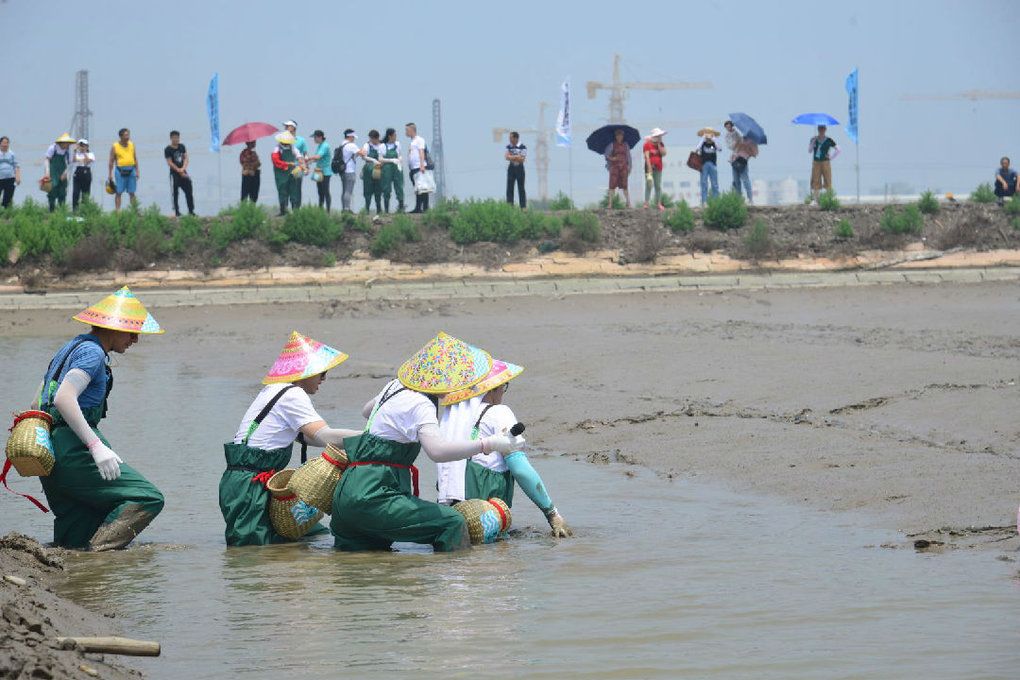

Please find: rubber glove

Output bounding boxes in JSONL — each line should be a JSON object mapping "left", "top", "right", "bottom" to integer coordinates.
{"left": 482, "top": 434, "right": 526, "bottom": 455}
{"left": 547, "top": 508, "right": 573, "bottom": 538}
{"left": 87, "top": 439, "right": 123, "bottom": 481}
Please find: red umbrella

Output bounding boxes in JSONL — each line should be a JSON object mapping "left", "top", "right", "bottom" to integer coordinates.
{"left": 223, "top": 122, "right": 279, "bottom": 146}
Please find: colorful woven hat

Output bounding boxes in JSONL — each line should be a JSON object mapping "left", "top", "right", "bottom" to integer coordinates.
{"left": 275, "top": 132, "right": 296, "bottom": 145}
{"left": 263, "top": 331, "right": 349, "bottom": 384}
{"left": 440, "top": 359, "right": 524, "bottom": 406}
{"left": 54, "top": 133, "right": 76, "bottom": 144}
{"left": 72, "top": 286, "right": 164, "bottom": 334}
{"left": 397, "top": 332, "right": 492, "bottom": 394}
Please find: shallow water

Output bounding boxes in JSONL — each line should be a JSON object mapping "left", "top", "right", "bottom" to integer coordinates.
{"left": 2, "top": 326, "right": 1018, "bottom": 679}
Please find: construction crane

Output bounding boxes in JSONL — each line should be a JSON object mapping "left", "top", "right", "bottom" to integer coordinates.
{"left": 586, "top": 54, "right": 712, "bottom": 123}
{"left": 492, "top": 101, "right": 550, "bottom": 203}
{"left": 68, "top": 70, "right": 92, "bottom": 141}
{"left": 900, "top": 89, "right": 1020, "bottom": 102}
{"left": 431, "top": 98, "right": 447, "bottom": 202}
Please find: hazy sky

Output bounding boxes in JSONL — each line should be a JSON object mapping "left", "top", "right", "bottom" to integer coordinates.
{"left": 3, "top": 0, "right": 1018, "bottom": 212}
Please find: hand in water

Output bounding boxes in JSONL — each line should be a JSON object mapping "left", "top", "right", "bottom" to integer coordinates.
{"left": 548, "top": 511, "right": 573, "bottom": 538}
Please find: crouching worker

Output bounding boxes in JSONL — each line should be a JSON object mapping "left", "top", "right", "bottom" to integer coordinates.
{"left": 330, "top": 332, "right": 525, "bottom": 552}
{"left": 32, "top": 287, "right": 165, "bottom": 551}
{"left": 221, "top": 331, "right": 361, "bottom": 546}
{"left": 438, "top": 358, "right": 572, "bottom": 538}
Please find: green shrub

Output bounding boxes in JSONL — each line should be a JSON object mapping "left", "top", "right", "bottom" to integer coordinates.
{"left": 449, "top": 200, "right": 530, "bottom": 244}
{"left": 370, "top": 215, "right": 421, "bottom": 257}
{"left": 1004, "top": 195, "right": 1020, "bottom": 216}
{"left": 46, "top": 209, "right": 84, "bottom": 263}
{"left": 880, "top": 205, "right": 924, "bottom": 235}
{"left": 659, "top": 193, "right": 676, "bottom": 209}
{"left": 548, "top": 192, "right": 575, "bottom": 211}
{"left": 133, "top": 205, "right": 169, "bottom": 260}
{"left": 703, "top": 192, "right": 748, "bottom": 231}
{"left": 970, "top": 183, "right": 996, "bottom": 204}
{"left": 210, "top": 202, "right": 270, "bottom": 249}
{"left": 341, "top": 212, "right": 372, "bottom": 233}
{"left": 322, "top": 252, "right": 337, "bottom": 267}
{"left": 393, "top": 214, "right": 421, "bottom": 243}
{"left": 171, "top": 215, "right": 205, "bottom": 254}
{"left": 282, "top": 206, "right": 342, "bottom": 246}
{"left": 521, "top": 212, "right": 562, "bottom": 240}
{"left": 818, "top": 190, "right": 840, "bottom": 211}
{"left": 1012, "top": 217, "right": 1020, "bottom": 231}
{"left": 423, "top": 199, "right": 459, "bottom": 230}
{"left": 11, "top": 205, "right": 53, "bottom": 258}
{"left": 0, "top": 218, "right": 15, "bottom": 260}
{"left": 917, "top": 190, "right": 940, "bottom": 215}
{"left": 599, "top": 193, "right": 625, "bottom": 210}
{"left": 562, "top": 211, "right": 600, "bottom": 242}
{"left": 834, "top": 219, "right": 854, "bottom": 239}
{"left": 663, "top": 200, "right": 695, "bottom": 233}
{"left": 743, "top": 219, "right": 771, "bottom": 258}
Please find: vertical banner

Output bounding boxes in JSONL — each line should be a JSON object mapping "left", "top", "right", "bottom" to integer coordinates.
{"left": 207, "top": 73, "right": 220, "bottom": 153}
{"left": 556, "top": 79, "right": 571, "bottom": 147}
{"left": 845, "top": 68, "right": 859, "bottom": 144}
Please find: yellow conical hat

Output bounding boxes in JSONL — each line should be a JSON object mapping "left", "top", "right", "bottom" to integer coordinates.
{"left": 397, "top": 332, "right": 492, "bottom": 394}
{"left": 72, "top": 286, "right": 164, "bottom": 334}
{"left": 54, "top": 133, "right": 76, "bottom": 144}
{"left": 263, "top": 331, "right": 349, "bottom": 384}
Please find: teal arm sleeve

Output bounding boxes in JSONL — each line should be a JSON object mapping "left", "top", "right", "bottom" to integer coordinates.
{"left": 504, "top": 451, "right": 554, "bottom": 515}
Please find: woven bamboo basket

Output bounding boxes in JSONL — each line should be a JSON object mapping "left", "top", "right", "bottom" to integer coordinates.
{"left": 266, "top": 469, "right": 323, "bottom": 540}
{"left": 454, "top": 498, "right": 512, "bottom": 545}
{"left": 289, "top": 445, "right": 348, "bottom": 514}
{"left": 5, "top": 410, "right": 56, "bottom": 477}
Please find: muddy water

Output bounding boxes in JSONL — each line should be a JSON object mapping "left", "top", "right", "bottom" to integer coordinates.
{"left": 0, "top": 291, "right": 1018, "bottom": 679}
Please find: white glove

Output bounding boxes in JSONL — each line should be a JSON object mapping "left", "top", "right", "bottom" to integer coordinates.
{"left": 87, "top": 439, "right": 123, "bottom": 481}
{"left": 483, "top": 434, "right": 526, "bottom": 455}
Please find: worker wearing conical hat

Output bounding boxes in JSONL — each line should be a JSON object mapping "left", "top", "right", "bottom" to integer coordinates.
{"left": 220, "top": 331, "right": 362, "bottom": 546}
{"left": 330, "top": 332, "right": 525, "bottom": 552}
{"left": 43, "top": 133, "right": 76, "bottom": 212}
{"left": 271, "top": 132, "right": 304, "bottom": 216}
{"left": 437, "top": 359, "right": 573, "bottom": 538}
{"left": 26, "top": 287, "right": 166, "bottom": 551}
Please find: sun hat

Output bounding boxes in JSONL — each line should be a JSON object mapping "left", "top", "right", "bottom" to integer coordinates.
{"left": 104, "top": 179, "right": 116, "bottom": 195}
{"left": 440, "top": 359, "right": 523, "bottom": 406}
{"left": 697, "top": 127, "right": 720, "bottom": 138}
{"left": 263, "top": 331, "right": 349, "bottom": 384}
{"left": 397, "top": 332, "right": 492, "bottom": 394}
{"left": 72, "top": 286, "right": 165, "bottom": 334}
{"left": 648, "top": 127, "right": 667, "bottom": 138}
{"left": 282, "top": 120, "right": 297, "bottom": 128}
{"left": 275, "top": 132, "right": 296, "bottom": 145}
{"left": 77, "top": 138, "right": 89, "bottom": 146}
{"left": 54, "top": 133, "right": 76, "bottom": 144}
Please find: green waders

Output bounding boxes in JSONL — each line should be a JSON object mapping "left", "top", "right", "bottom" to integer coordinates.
{"left": 362, "top": 145, "right": 382, "bottom": 213}
{"left": 219, "top": 384, "right": 328, "bottom": 546}
{"left": 463, "top": 406, "right": 515, "bottom": 504}
{"left": 273, "top": 146, "right": 300, "bottom": 214}
{"left": 39, "top": 406, "right": 165, "bottom": 551}
{"left": 47, "top": 151, "right": 68, "bottom": 211}
{"left": 380, "top": 143, "right": 404, "bottom": 213}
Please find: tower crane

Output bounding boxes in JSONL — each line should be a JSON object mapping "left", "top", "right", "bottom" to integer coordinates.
{"left": 586, "top": 54, "right": 712, "bottom": 123}
{"left": 492, "top": 101, "right": 550, "bottom": 203}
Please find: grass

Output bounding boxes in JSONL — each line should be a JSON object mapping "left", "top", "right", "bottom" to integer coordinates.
{"left": 1004, "top": 195, "right": 1020, "bottom": 216}
{"left": 917, "top": 190, "right": 940, "bottom": 215}
{"left": 879, "top": 205, "right": 924, "bottom": 235}
{"left": 282, "top": 206, "right": 343, "bottom": 247}
{"left": 743, "top": 219, "right": 771, "bottom": 258}
{"left": 818, "top": 190, "right": 840, "bottom": 211}
{"left": 448, "top": 199, "right": 561, "bottom": 244}
{"left": 598, "top": 193, "right": 625, "bottom": 210}
{"left": 834, "top": 219, "right": 854, "bottom": 239}
{"left": 371, "top": 215, "right": 422, "bottom": 257}
{"left": 548, "top": 192, "right": 575, "bottom": 211}
{"left": 663, "top": 200, "right": 695, "bottom": 233}
{"left": 703, "top": 193, "right": 748, "bottom": 231}
{"left": 561, "top": 211, "right": 601, "bottom": 243}
{"left": 970, "top": 183, "right": 996, "bottom": 204}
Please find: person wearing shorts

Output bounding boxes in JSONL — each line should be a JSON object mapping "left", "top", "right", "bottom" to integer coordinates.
{"left": 108, "top": 128, "right": 139, "bottom": 211}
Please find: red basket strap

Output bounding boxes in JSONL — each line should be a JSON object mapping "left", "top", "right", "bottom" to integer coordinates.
{"left": 0, "top": 459, "right": 50, "bottom": 513}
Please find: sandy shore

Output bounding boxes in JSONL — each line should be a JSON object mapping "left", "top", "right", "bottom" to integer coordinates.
{"left": 3, "top": 279, "right": 1018, "bottom": 553}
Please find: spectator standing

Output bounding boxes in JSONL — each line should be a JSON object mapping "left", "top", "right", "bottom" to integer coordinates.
{"left": 695, "top": 129, "right": 721, "bottom": 205}
{"left": 505, "top": 131, "right": 527, "bottom": 209}
{"left": 380, "top": 128, "right": 404, "bottom": 213}
{"left": 995, "top": 156, "right": 1017, "bottom": 205}
{"left": 164, "top": 130, "right": 195, "bottom": 217}
{"left": 406, "top": 122, "right": 429, "bottom": 213}
{"left": 361, "top": 129, "right": 384, "bottom": 214}
{"left": 239, "top": 141, "right": 261, "bottom": 203}
{"left": 339, "top": 129, "right": 363, "bottom": 213}
{"left": 604, "top": 127, "right": 632, "bottom": 209}
{"left": 282, "top": 120, "right": 308, "bottom": 207}
{"left": 808, "top": 124, "right": 839, "bottom": 201}
{"left": 723, "top": 120, "right": 754, "bottom": 203}
{"left": 271, "top": 132, "right": 302, "bottom": 216}
{"left": 71, "top": 139, "right": 95, "bottom": 210}
{"left": 0, "top": 136, "right": 20, "bottom": 208}
{"left": 306, "top": 130, "right": 333, "bottom": 212}
{"left": 43, "top": 133, "right": 76, "bottom": 212}
{"left": 642, "top": 127, "right": 667, "bottom": 211}
{"left": 108, "top": 128, "right": 139, "bottom": 211}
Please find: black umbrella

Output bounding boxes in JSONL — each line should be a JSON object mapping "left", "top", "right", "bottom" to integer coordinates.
{"left": 585, "top": 124, "right": 641, "bottom": 154}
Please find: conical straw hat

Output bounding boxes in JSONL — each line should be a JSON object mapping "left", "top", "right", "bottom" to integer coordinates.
{"left": 397, "top": 332, "right": 492, "bottom": 394}
{"left": 440, "top": 359, "right": 524, "bottom": 406}
{"left": 72, "top": 286, "right": 164, "bottom": 334}
{"left": 275, "top": 132, "right": 296, "bottom": 145}
{"left": 263, "top": 331, "right": 349, "bottom": 384}
{"left": 54, "top": 133, "right": 76, "bottom": 144}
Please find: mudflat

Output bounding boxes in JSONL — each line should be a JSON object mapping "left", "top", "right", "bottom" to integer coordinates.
{"left": 3, "top": 279, "right": 1017, "bottom": 551}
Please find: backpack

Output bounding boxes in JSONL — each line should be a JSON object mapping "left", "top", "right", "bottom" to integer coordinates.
{"left": 330, "top": 146, "right": 345, "bottom": 174}
{"left": 424, "top": 144, "right": 435, "bottom": 171}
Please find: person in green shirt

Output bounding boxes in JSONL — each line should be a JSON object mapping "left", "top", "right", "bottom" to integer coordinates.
{"left": 43, "top": 133, "right": 76, "bottom": 212}
{"left": 809, "top": 125, "right": 840, "bottom": 201}
{"left": 306, "top": 130, "right": 333, "bottom": 212}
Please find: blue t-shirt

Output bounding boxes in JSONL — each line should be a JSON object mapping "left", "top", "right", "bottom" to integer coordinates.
{"left": 315, "top": 141, "right": 332, "bottom": 177}
{"left": 294, "top": 135, "right": 309, "bottom": 156}
{"left": 42, "top": 334, "right": 109, "bottom": 409}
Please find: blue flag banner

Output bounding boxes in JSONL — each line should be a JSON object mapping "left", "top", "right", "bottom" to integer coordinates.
{"left": 207, "top": 73, "right": 220, "bottom": 153}
{"left": 845, "top": 68, "right": 859, "bottom": 144}
{"left": 556, "top": 80, "right": 571, "bottom": 147}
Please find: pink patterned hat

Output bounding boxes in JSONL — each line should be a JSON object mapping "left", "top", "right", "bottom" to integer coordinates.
{"left": 263, "top": 331, "right": 349, "bottom": 384}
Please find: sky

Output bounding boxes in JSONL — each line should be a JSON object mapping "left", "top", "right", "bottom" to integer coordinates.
{"left": 2, "top": 0, "right": 1018, "bottom": 213}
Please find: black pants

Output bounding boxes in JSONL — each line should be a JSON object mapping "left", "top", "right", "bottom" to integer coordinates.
{"left": 241, "top": 173, "right": 260, "bottom": 202}
{"left": 171, "top": 173, "right": 195, "bottom": 216}
{"left": 316, "top": 175, "right": 332, "bottom": 212}
{"left": 410, "top": 168, "right": 429, "bottom": 213}
{"left": 72, "top": 167, "right": 92, "bottom": 210}
{"left": 506, "top": 164, "right": 526, "bottom": 208}
{"left": 0, "top": 178, "right": 14, "bottom": 208}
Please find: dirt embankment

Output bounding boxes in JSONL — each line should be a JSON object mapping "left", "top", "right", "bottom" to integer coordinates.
{"left": 0, "top": 533, "right": 142, "bottom": 680}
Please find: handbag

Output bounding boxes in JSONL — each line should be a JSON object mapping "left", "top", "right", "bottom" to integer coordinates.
{"left": 687, "top": 151, "right": 703, "bottom": 172}
{"left": 732, "top": 157, "right": 748, "bottom": 171}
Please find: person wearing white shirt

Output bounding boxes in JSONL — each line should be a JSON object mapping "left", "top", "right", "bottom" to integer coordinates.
{"left": 71, "top": 139, "right": 96, "bottom": 210}
{"left": 405, "top": 122, "right": 429, "bottom": 213}
{"left": 380, "top": 127, "right": 405, "bottom": 213}
{"left": 339, "top": 128, "right": 363, "bottom": 213}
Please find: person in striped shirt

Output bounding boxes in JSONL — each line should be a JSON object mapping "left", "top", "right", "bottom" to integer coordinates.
{"left": 505, "top": 132, "right": 527, "bottom": 209}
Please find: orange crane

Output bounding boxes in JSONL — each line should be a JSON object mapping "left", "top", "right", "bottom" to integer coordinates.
{"left": 586, "top": 54, "right": 713, "bottom": 123}
{"left": 493, "top": 101, "right": 551, "bottom": 203}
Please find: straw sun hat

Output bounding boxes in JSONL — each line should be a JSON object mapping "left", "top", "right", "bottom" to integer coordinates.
{"left": 73, "top": 286, "right": 164, "bottom": 334}
{"left": 397, "top": 332, "right": 492, "bottom": 395}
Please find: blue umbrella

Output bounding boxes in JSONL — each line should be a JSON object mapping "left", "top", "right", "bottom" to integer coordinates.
{"left": 585, "top": 124, "right": 641, "bottom": 154}
{"left": 792, "top": 112, "right": 839, "bottom": 126}
{"left": 728, "top": 112, "right": 767, "bottom": 145}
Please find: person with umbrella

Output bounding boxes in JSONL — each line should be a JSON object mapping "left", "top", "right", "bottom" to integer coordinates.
{"left": 695, "top": 128, "right": 722, "bottom": 205}
{"left": 808, "top": 124, "right": 840, "bottom": 201}
{"left": 723, "top": 121, "right": 755, "bottom": 203}
{"left": 239, "top": 141, "right": 261, "bottom": 203}
{"left": 271, "top": 132, "right": 303, "bottom": 217}
{"left": 605, "top": 127, "right": 633, "bottom": 209}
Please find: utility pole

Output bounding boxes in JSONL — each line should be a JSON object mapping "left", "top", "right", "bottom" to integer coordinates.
{"left": 69, "top": 70, "right": 92, "bottom": 140}
{"left": 431, "top": 98, "right": 447, "bottom": 202}
{"left": 586, "top": 54, "right": 712, "bottom": 123}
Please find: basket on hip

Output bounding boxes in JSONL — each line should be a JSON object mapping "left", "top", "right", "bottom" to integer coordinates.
{"left": 289, "top": 444, "right": 348, "bottom": 514}
{"left": 6, "top": 411, "right": 56, "bottom": 477}
{"left": 454, "top": 498, "right": 512, "bottom": 545}
{"left": 266, "top": 469, "right": 323, "bottom": 540}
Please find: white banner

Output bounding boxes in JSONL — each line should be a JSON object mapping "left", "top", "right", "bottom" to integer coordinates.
{"left": 555, "top": 79, "right": 571, "bottom": 147}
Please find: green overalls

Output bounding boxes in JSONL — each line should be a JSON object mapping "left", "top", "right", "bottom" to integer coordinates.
{"left": 362, "top": 145, "right": 383, "bottom": 213}
{"left": 219, "top": 384, "right": 327, "bottom": 546}
{"left": 47, "top": 148, "right": 68, "bottom": 210}
{"left": 38, "top": 338, "right": 165, "bottom": 551}
{"left": 330, "top": 386, "right": 467, "bottom": 552}
{"left": 273, "top": 146, "right": 301, "bottom": 213}
{"left": 380, "top": 142, "right": 404, "bottom": 212}
{"left": 463, "top": 405, "right": 515, "bottom": 505}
